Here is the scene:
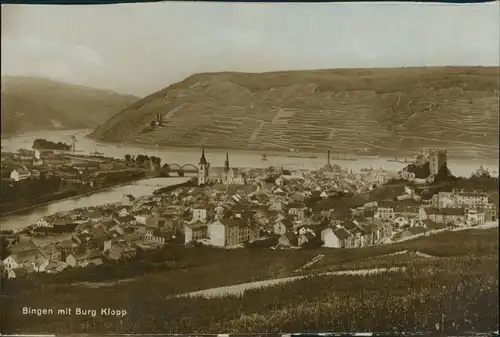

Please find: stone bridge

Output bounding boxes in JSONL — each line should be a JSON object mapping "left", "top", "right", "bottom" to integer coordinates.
{"left": 161, "top": 163, "right": 198, "bottom": 177}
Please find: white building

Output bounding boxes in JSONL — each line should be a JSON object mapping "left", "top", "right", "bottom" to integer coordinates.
{"left": 321, "top": 227, "right": 349, "bottom": 248}
{"left": 35, "top": 217, "right": 53, "bottom": 228}
{"left": 191, "top": 205, "right": 214, "bottom": 223}
{"left": 207, "top": 220, "right": 226, "bottom": 247}
{"left": 466, "top": 209, "right": 486, "bottom": 226}
{"left": 10, "top": 168, "right": 31, "bottom": 182}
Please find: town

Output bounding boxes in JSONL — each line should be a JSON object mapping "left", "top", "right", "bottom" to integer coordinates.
{"left": 1, "top": 145, "right": 498, "bottom": 280}
{"left": 0, "top": 138, "right": 165, "bottom": 215}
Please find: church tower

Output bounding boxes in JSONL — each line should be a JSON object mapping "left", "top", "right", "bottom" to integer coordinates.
{"left": 198, "top": 146, "right": 210, "bottom": 186}
{"left": 224, "top": 152, "right": 230, "bottom": 174}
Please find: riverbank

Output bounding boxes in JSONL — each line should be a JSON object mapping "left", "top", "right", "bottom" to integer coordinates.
{"left": 153, "top": 177, "right": 197, "bottom": 195}
{"left": 0, "top": 173, "right": 155, "bottom": 218}
{"left": 0, "top": 177, "right": 189, "bottom": 232}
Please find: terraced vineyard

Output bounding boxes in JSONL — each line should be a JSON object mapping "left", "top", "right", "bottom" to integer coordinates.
{"left": 90, "top": 67, "right": 499, "bottom": 159}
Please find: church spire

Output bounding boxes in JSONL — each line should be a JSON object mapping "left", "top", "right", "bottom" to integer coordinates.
{"left": 199, "top": 145, "right": 208, "bottom": 165}
{"left": 224, "top": 152, "right": 230, "bottom": 173}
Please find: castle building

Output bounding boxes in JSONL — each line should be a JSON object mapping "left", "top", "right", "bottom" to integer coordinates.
{"left": 198, "top": 146, "right": 210, "bottom": 186}
{"left": 428, "top": 149, "right": 447, "bottom": 175}
{"left": 151, "top": 113, "right": 164, "bottom": 127}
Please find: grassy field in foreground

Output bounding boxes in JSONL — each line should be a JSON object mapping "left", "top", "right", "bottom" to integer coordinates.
{"left": 1, "top": 228, "right": 498, "bottom": 334}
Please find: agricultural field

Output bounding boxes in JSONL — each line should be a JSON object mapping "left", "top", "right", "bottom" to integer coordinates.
{"left": 2, "top": 227, "right": 498, "bottom": 334}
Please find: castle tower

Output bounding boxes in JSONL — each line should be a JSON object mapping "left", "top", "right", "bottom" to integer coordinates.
{"left": 429, "top": 148, "right": 448, "bottom": 176}
{"left": 198, "top": 146, "right": 210, "bottom": 186}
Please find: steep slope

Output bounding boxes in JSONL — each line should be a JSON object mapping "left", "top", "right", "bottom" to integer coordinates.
{"left": 1, "top": 76, "right": 139, "bottom": 135}
{"left": 90, "top": 67, "right": 499, "bottom": 159}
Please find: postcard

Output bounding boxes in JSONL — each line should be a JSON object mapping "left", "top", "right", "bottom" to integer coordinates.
{"left": 1, "top": 1, "right": 499, "bottom": 335}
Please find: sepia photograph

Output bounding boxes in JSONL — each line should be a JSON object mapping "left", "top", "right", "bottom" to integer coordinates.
{"left": 1, "top": 1, "right": 499, "bottom": 335}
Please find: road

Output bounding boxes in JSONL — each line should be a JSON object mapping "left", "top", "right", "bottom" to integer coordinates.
{"left": 171, "top": 267, "right": 403, "bottom": 299}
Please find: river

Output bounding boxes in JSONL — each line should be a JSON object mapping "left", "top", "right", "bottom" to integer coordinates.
{"left": 0, "top": 177, "right": 189, "bottom": 231}
{"left": 1, "top": 129, "right": 498, "bottom": 231}
{"left": 3, "top": 129, "right": 498, "bottom": 177}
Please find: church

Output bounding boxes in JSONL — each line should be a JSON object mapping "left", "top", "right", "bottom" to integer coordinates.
{"left": 197, "top": 147, "right": 245, "bottom": 186}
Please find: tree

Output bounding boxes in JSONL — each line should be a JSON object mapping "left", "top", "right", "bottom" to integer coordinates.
{"left": 124, "top": 154, "right": 132, "bottom": 162}
{"left": 136, "top": 155, "right": 146, "bottom": 165}
{"left": 153, "top": 157, "right": 161, "bottom": 167}
{"left": 1, "top": 237, "right": 11, "bottom": 260}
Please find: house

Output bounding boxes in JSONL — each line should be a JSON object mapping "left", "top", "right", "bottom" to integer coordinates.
{"left": 143, "top": 229, "right": 171, "bottom": 246}
{"left": 44, "top": 261, "right": 68, "bottom": 274}
{"left": 191, "top": 204, "right": 215, "bottom": 223}
{"left": 3, "top": 249, "right": 40, "bottom": 271}
{"left": 431, "top": 192, "right": 455, "bottom": 208}
{"left": 422, "top": 219, "right": 447, "bottom": 231}
{"left": 394, "top": 226, "right": 427, "bottom": 241}
{"left": 40, "top": 243, "right": 63, "bottom": 261}
{"left": 465, "top": 209, "right": 486, "bottom": 226}
{"left": 278, "top": 232, "right": 299, "bottom": 247}
{"left": 122, "top": 194, "right": 136, "bottom": 207}
{"left": 296, "top": 225, "right": 309, "bottom": 236}
{"left": 117, "top": 208, "right": 130, "bottom": 218}
{"left": 10, "top": 168, "right": 31, "bottom": 182}
{"left": 394, "top": 203, "right": 419, "bottom": 218}
{"left": 107, "top": 243, "right": 137, "bottom": 260}
{"left": 3, "top": 264, "right": 36, "bottom": 279}
{"left": 268, "top": 199, "right": 284, "bottom": 212}
{"left": 454, "top": 190, "right": 489, "bottom": 207}
{"left": 477, "top": 203, "right": 497, "bottom": 221}
{"left": 32, "top": 257, "right": 50, "bottom": 273}
{"left": 361, "top": 223, "right": 377, "bottom": 246}
{"left": 287, "top": 202, "right": 307, "bottom": 221}
{"left": 207, "top": 219, "right": 260, "bottom": 247}
{"left": 65, "top": 250, "right": 102, "bottom": 267}
{"left": 433, "top": 190, "right": 489, "bottom": 209}
{"left": 423, "top": 207, "right": 466, "bottom": 224}
{"left": 122, "top": 233, "right": 142, "bottom": 246}
{"left": 393, "top": 216, "right": 409, "bottom": 228}
{"left": 35, "top": 217, "right": 53, "bottom": 228}
{"left": 146, "top": 213, "right": 175, "bottom": 233}
{"left": 321, "top": 226, "right": 350, "bottom": 248}
{"left": 184, "top": 223, "right": 208, "bottom": 244}
{"left": 373, "top": 221, "right": 393, "bottom": 244}
{"left": 297, "top": 233, "right": 315, "bottom": 247}
{"left": 374, "top": 201, "right": 396, "bottom": 220}
{"left": 273, "top": 217, "right": 293, "bottom": 236}
{"left": 116, "top": 215, "right": 136, "bottom": 225}
{"left": 17, "top": 149, "right": 34, "bottom": 160}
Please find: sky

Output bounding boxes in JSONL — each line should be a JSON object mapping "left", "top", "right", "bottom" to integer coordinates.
{"left": 1, "top": 2, "right": 499, "bottom": 97}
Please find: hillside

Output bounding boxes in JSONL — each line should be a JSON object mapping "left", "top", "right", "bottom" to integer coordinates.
{"left": 90, "top": 67, "right": 499, "bottom": 159}
{"left": 1, "top": 77, "right": 139, "bottom": 135}
{"left": 2, "top": 228, "right": 498, "bottom": 333}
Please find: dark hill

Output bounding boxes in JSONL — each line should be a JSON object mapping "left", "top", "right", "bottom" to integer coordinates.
{"left": 1, "top": 76, "right": 139, "bottom": 135}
